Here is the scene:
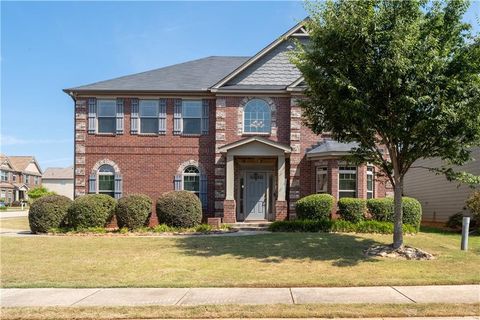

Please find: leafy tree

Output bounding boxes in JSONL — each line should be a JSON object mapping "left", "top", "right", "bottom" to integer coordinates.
{"left": 293, "top": 0, "right": 480, "bottom": 248}
{"left": 28, "top": 187, "right": 56, "bottom": 201}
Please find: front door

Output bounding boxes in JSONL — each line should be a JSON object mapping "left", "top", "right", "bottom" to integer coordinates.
{"left": 245, "top": 172, "right": 267, "bottom": 220}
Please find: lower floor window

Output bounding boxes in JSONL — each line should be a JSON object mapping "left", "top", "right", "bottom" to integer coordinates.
{"left": 183, "top": 166, "right": 200, "bottom": 197}
{"left": 316, "top": 167, "right": 328, "bottom": 193}
{"left": 367, "top": 166, "right": 374, "bottom": 199}
{"left": 98, "top": 165, "right": 115, "bottom": 197}
{"left": 339, "top": 166, "right": 357, "bottom": 198}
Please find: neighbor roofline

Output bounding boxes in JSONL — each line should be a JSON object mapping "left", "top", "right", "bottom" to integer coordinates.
{"left": 211, "top": 17, "right": 309, "bottom": 89}
{"left": 306, "top": 151, "right": 352, "bottom": 159}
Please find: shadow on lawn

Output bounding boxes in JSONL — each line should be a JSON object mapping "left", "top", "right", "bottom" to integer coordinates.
{"left": 176, "top": 233, "right": 382, "bottom": 267}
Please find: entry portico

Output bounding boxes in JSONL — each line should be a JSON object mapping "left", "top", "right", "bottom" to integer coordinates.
{"left": 218, "top": 136, "right": 291, "bottom": 223}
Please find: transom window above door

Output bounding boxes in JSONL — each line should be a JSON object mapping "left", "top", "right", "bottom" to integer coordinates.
{"left": 97, "top": 100, "right": 117, "bottom": 133}
{"left": 243, "top": 99, "right": 271, "bottom": 134}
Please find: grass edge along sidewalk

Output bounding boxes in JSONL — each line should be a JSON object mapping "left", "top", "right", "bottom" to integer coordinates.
{"left": 1, "top": 303, "right": 479, "bottom": 320}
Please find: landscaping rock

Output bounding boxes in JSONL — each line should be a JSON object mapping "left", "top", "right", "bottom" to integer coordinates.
{"left": 364, "top": 244, "right": 435, "bottom": 260}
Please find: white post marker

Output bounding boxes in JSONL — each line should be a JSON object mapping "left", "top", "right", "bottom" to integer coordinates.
{"left": 461, "top": 217, "right": 470, "bottom": 251}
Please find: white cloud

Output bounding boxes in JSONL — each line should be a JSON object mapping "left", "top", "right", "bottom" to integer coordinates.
{"left": 0, "top": 134, "right": 70, "bottom": 146}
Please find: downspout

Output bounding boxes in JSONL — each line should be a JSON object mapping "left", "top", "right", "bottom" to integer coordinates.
{"left": 66, "top": 91, "right": 77, "bottom": 199}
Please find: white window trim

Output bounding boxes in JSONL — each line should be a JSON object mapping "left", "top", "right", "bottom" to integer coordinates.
{"left": 316, "top": 166, "right": 328, "bottom": 194}
{"left": 97, "top": 166, "right": 115, "bottom": 195}
{"left": 242, "top": 98, "right": 272, "bottom": 135}
{"left": 367, "top": 166, "right": 375, "bottom": 199}
{"left": 139, "top": 99, "right": 159, "bottom": 134}
{"left": 181, "top": 100, "right": 203, "bottom": 135}
{"left": 338, "top": 166, "right": 357, "bottom": 198}
{"left": 182, "top": 166, "right": 200, "bottom": 195}
{"left": 96, "top": 99, "right": 117, "bottom": 134}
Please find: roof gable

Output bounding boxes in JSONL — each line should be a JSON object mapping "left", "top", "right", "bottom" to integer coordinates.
{"left": 212, "top": 18, "right": 309, "bottom": 90}
{"left": 218, "top": 136, "right": 291, "bottom": 153}
{"left": 9, "top": 156, "right": 42, "bottom": 174}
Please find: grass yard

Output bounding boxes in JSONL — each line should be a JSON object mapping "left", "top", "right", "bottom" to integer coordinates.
{"left": 1, "top": 303, "right": 479, "bottom": 320}
{"left": 1, "top": 229, "right": 479, "bottom": 288}
{"left": 0, "top": 217, "right": 29, "bottom": 230}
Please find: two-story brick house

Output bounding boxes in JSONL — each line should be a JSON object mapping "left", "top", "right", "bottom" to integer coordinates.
{"left": 64, "top": 20, "right": 391, "bottom": 224}
{"left": 0, "top": 154, "right": 42, "bottom": 204}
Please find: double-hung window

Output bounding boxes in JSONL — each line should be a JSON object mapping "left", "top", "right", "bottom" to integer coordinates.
{"left": 98, "top": 165, "right": 115, "bottom": 198}
{"left": 182, "top": 100, "right": 202, "bottom": 134}
{"left": 97, "top": 100, "right": 117, "bottom": 134}
{"left": 34, "top": 176, "right": 40, "bottom": 185}
{"left": 339, "top": 166, "right": 357, "bottom": 198}
{"left": 367, "top": 166, "right": 375, "bottom": 199}
{"left": 316, "top": 167, "right": 328, "bottom": 193}
{"left": 24, "top": 174, "right": 29, "bottom": 184}
{"left": 183, "top": 166, "right": 200, "bottom": 198}
{"left": 0, "top": 171, "right": 8, "bottom": 182}
{"left": 139, "top": 100, "right": 159, "bottom": 134}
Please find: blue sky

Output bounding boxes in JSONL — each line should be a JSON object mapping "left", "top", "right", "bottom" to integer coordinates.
{"left": 1, "top": 1, "right": 479, "bottom": 170}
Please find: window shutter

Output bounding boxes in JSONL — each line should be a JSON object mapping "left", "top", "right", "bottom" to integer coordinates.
{"left": 116, "top": 98, "right": 124, "bottom": 134}
{"left": 88, "top": 173, "right": 96, "bottom": 194}
{"left": 131, "top": 98, "right": 139, "bottom": 134}
{"left": 173, "top": 99, "right": 182, "bottom": 135}
{"left": 200, "top": 174, "right": 207, "bottom": 210}
{"left": 114, "top": 173, "right": 122, "bottom": 199}
{"left": 174, "top": 174, "right": 182, "bottom": 191}
{"left": 88, "top": 98, "right": 97, "bottom": 134}
{"left": 201, "top": 99, "right": 209, "bottom": 135}
{"left": 158, "top": 99, "right": 167, "bottom": 134}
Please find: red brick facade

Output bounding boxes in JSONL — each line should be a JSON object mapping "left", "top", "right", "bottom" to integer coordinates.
{"left": 74, "top": 94, "right": 391, "bottom": 224}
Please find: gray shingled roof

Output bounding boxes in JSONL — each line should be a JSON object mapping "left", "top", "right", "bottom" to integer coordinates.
{"left": 65, "top": 56, "right": 250, "bottom": 92}
{"left": 307, "top": 140, "right": 359, "bottom": 156}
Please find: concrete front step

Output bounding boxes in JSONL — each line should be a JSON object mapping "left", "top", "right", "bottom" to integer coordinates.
{"left": 229, "top": 221, "right": 272, "bottom": 231}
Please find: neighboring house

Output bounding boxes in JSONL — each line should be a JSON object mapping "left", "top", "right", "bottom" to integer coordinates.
{"left": 42, "top": 167, "right": 74, "bottom": 199}
{"left": 0, "top": 154, "right": 42, "bottom": 204}
{"left": 404, "top": 147, "right": 480, "bottom": 223}
{"left": 64, "top": 20, "right": 391, "bottom": 224}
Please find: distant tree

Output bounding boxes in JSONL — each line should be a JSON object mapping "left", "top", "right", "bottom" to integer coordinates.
{"left": 28, "top": 187, "right": 56, "bottom": 201}
{"left": 293, "top": 0, "right": 480, "bottom": 248}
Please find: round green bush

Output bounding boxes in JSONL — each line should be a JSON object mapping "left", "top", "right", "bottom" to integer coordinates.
{"left": 367, "top": 198, "right": 394, "bottom": 221}
{"left": 28, "top": 195, "right": 72, "bottom": 233}
{"left": 295, "top": 194, "right": 334, "bottom": 220}
{"left": 115, "top": 194, "right": 152, "bottom": 229}
{"left": 337, "top": 198, "right": 367, "bottom": 223}
{"left": 402, "top": 197, "right": 422, "bottom": 230}
{"left": 65, "top": 194, "right": 116, "bottom": 229}
{"left": 156, "top": 191, "right": 201, "bottom": 228}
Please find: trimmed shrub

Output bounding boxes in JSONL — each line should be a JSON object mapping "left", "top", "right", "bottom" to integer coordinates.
{"left": 367, "top": 198, "right": 394, "bottom": 221}
{"left": 65, "top": 194, "right": 116, "bottom": 229}
{"left": 115, "top": 194, "right": 152, "bottom": 229}
{"left": 268, "top": 219, "right": 416, "bottom": 234}
{"left": 28, "top": 195, "right": 72, "bottom": 233}
{"left": 337, "top": 198, "right": 367, "bottom": 222}
{"left": 295, "top": 194, "right": 334, "bottom": 220}
{"left": 402, "top": 197, "right": 422, "bottom": 231}
{"left": 466, "top": 191, "right": 480, "bottom": 232}
{"left": 156, "top": 191, "right": 202, "bottom": 228}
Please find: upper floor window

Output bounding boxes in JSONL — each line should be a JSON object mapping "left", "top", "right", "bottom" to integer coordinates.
{"left": 24, "top": 174, "right": 29, "bottom": 184}
{"left": 0, "top": 171, "right": 8, "bottom": 182}
{"left": 339, "top": 166, "right": 357, "bottom": 198}
{"left": 139, "top": 100, "right": 159, "bottom": 134}
{"left": 367, "top": 166, "right": 374, "bottom": 199}
{"left": 34, "top": 176, "right": 40, "bottom": 186}
{"left": 183, "top": 166, "right": 200, "bottom": 197}
{"left": 98, "top": 164, "right": 115, "bottom": 198}
{"left": 12, "top": 174, "right": 16, "bottom": 182}
{"left": 316, "top": 167, "right": 328, "bottom": 193}
{"left": 97, "top": 100, "right": 116, "bottom": 133}
{"left": 243, "top": 99, "right": 271, "bottom": 133}
{"left": 182, "top": 100, "right": 202, "bottom": 135}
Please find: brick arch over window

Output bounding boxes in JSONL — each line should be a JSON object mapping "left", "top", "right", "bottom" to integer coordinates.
{"left": 237, "top": 97, "right": 277, "bottom": 136}
{"left": 174, "top": 160, "right": 207, "bottom": 210}
{"left": 89, "top": 159, "right": 122, "bottom": 199}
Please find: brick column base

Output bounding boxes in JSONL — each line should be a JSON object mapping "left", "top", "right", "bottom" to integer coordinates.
{"left": 275, "top": 200, "right": 288, "bottom": 221}
{"left": 223, "top": 200, "right": 236, "bottom": 223}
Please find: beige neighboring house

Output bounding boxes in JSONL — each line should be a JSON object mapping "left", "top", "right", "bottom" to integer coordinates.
{"left": 42, "top": 167, "right": 74, "bottom": 199}
{"left": 0, "top": 154, "right": 43, "bottom": 203}
{"left": 404, "top": 147, "right": 480, "bottom": 223}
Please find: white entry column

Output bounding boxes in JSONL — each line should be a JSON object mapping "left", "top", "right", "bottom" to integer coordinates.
{"left": 225, "top": 154, "right": 235, "bottom": 201}
{"left": 277, "top": 154, "right": 286, "bottom": 201}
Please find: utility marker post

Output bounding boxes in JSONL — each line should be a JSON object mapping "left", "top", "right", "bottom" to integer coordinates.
{"left": 461, "top": 217, "right": 470, "bottom": 251}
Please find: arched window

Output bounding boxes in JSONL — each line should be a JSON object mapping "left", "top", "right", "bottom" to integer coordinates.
{"left": 243, "top": 99, "right": 271, "bottom": 133}
{"left": 183, "top": 166, "right": 200, "bottom": 197}
{"left": 98, "top": 164, "right": 115, "bottom": 198}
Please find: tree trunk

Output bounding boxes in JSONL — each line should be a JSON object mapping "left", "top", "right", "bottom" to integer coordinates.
{"left": 392, "top": 177, "right": 404, "bottom": 249}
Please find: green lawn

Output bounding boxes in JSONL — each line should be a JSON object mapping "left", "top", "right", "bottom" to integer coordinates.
{"left": 0, "top": 217, "right": 29, "bottom": 230}
{"left": 1, "top": 230, "right": 479, "bottom": 288}
{"left": 2, "top": 303, "right": 479, "bottom": 320}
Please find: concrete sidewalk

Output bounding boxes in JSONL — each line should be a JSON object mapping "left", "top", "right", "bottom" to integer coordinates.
{"left": 1, "top": 285, "right": 479, "bottom": 307}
